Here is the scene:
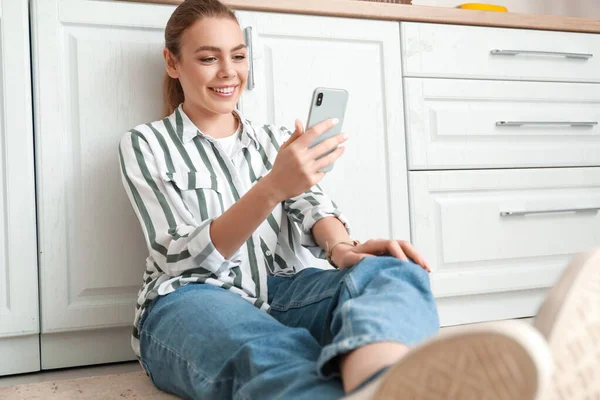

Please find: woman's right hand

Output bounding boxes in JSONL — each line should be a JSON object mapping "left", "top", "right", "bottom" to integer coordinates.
{"left": 265, "top": 118, "right": 347, "bottom": 202}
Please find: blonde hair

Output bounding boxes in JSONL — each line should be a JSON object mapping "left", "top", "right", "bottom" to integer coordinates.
{"left": 162, "top": 0, "right": 239, "bottom": 117}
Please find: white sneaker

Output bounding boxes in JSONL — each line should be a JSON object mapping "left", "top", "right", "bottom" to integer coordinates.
{"left": 534, "top": 247, "right": 600, "bottom": 400}
{"left": 342, "top": 321, "right": 552, "bottom": 400}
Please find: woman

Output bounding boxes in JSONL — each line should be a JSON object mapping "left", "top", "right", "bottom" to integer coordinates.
{"left": 118, "top": 0, "right": 599, "bottom": 399}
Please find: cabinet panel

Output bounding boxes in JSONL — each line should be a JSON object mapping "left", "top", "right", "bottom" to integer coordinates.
{"left": 31, "top": 0, "right": 173, "bottom": 340}
{"left": 0, "top": 0, "right": 40, "bottom": 375}
{"left": 409, "top": 167, "right": 600, "bottom": 325}
{"left": 404, "top": 78, "right": 600, "bottom": 169}
{"left": 238, "top": 12, "right": 411, "bottom": 261}
{"left": 402, "top": 22, "right": 600, "bottom": 83}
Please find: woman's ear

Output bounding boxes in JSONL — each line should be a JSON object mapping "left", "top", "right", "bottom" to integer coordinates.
{"left": 163, "top": 48, "right": 179, "bottom": 79}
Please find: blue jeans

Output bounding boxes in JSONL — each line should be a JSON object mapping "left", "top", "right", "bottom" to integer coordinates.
{"left": 138, "top": 256, "right": 440, "bottom": 400}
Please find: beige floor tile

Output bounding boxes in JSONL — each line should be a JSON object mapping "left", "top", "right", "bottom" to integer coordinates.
{"left": 0, "top": 361, "right": 142, "bottom": 387}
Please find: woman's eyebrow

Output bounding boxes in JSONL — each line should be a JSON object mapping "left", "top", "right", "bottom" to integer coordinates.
{"left": 194, "top": 44, "right": 247, "bottom": 53}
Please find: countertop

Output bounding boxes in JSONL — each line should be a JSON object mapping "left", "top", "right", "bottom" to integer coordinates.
{"left": 126, "top": 0, "right": 600, "bottom": 34}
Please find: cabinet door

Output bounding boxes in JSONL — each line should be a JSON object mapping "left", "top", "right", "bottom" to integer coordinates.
{"left": 401, "top": 22, "right": 600, "bottom": 83}
{"left": 237, "top": 12, "right": 410, "bottom": 266}
{"left": 31, "top": 0, "right": 174, "bottom": 368}
{"left": 410, "top": 167, "right": 600, "bottom": 326}
{"left": 0, "top": 0, "right": 40, "bottom": 376}
{"left": 404, "top": 78, "right": 600, "bottom": 170}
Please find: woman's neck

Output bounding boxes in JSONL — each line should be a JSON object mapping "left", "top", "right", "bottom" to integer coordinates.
{"left": 182, "top": 101, "right": 238, "bottom": 139}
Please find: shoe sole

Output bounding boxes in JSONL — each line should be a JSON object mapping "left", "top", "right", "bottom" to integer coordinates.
{"left": 346, "top": 321, "right": 552, "bottom": 400}
{"left": 534, "top": 248, "right": 600, "bottom": 400}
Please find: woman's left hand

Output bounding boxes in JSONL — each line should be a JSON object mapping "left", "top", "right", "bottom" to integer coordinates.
{"left": 332, "top": 239, "right": 431, "bottom": 273}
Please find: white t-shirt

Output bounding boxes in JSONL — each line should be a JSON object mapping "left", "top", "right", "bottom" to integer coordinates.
{"left": 215, "top": 121, "right": 242, "bottom": 158}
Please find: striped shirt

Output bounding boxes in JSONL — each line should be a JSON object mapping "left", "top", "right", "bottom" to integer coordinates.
{"left": 118, "top": 103, "right": 350, "bottom": 359}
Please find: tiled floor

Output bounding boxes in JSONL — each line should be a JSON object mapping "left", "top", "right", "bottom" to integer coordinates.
{"left": 0, "top": 318, "right": 534, "bottom": 388}
{"left": 0, "top": 361, "right": 143, "bottom": 388}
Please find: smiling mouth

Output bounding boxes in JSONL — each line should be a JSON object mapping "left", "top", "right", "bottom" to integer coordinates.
{"left": 209, "top": 85, "right": 238, "bottom": 95}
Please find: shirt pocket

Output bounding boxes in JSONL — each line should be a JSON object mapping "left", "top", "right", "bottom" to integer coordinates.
{"left": 164, "top": 171, "right": 220, "bottom": 193}
{"left": 163, "top": 171, "right": 223, "bottom": 221}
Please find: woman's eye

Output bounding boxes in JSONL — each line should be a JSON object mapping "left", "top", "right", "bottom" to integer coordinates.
{"left": 200, "top": 55, "right": 246, "bottom": 63}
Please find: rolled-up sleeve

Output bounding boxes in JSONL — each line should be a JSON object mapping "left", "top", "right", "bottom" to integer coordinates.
{"left": 276, "top": 125, "right": 351, "bottom": 259}
{"left": 284, "top": 186, "right": 351, "bottom": 259}
{"left": 118, "top": 130, "right": 231, "bottom": 276}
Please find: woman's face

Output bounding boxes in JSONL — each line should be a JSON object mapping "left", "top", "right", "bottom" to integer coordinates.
{"left": 165, "top": 17, "right": 248, "bottom": 116}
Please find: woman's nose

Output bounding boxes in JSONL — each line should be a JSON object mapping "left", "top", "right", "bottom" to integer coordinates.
{"left": 217, "top": 59, "right": 236, "bottom": 79}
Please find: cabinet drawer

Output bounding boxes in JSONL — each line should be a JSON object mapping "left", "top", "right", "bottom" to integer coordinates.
{"left": 401, "top": 22, "right": 600, "bottom": 83}
{"left": 404, "top": 78, "right": 600, "bottom": 169}
{"left": 410, "top": 168, "right": 600, "bottom": 325}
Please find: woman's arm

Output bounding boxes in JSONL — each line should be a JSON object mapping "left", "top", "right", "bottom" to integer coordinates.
{"left": 212, "top": 118, "right": 346, "bottom": 259}
{"left": 312, "top": 215, "right": 431, "bottom": 272}
{"left": 210, "top": 120, "right": 346, "bottom": 258}
{"left": 312, "top": 216, "right": 430, "bottom": 272}
{"left": 311, "top": 216, "right": 353, "bottom": 258}
{"left": 209, "top": 177, "right": 280, "bottom": 259}
{"left": 120, "top": 119, "right": 344, "bottom": 275}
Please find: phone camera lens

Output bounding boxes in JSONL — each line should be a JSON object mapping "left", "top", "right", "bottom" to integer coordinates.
{"left": 316, "top": 92, "right": 323, "bottom": 106}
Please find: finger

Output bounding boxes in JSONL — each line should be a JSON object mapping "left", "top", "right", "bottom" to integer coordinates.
{"left": 308, "top": 132, "right": 347, "bottom": 160}
{"left": 398, "top": 241, "right": 431, "bottom": 272}
{"left": 354, "top": 239, "right": 392, "bottom": 256}
{"left": 295, "top": 118, "right": 339, "bottom": 149}
{"left": 398, "top": 240, "right": 426, "bottom": 265}
{"left": 281, "top": 119, "right": 304, "bottom": 149}
{"left": 312, "top": 145, "right": 345, "bottom": 172}
{"left": 388, "top": 241, "right": 409, "bottom": 262}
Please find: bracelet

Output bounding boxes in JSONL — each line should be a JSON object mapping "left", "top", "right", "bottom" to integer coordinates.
{"left": 326, "top": 239, "right": 360, "bottom": 268}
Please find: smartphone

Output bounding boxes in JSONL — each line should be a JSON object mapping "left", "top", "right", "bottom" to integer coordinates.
{"left": 306, "top": 87, "right": 349, "bottom": 173}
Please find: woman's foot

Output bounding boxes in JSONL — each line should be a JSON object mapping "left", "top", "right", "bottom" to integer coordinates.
{"left": 533, "top": 247, "right": 600, "bottom": 400}
{"left": 343, "top": 321, "right": 552, "bottom": 400}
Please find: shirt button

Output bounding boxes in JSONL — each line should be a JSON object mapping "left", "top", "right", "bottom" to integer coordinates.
{"left": 265, "top": 251, "right": 272, "bottom": 256}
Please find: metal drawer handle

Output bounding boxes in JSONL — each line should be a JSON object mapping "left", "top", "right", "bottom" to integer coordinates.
{"left": 491, "top": 49, "right": 593, "bottom": 59}
{"left": 496, "top": 121, "right": 598, "bottom": 127}
{"left": 244, "top": 27, "right": 255, "bottom": 91}
{"left": 500, "top": 207, "right": 600, "bottom": 217}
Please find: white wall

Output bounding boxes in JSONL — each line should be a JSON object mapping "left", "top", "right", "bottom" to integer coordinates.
{"left": 412, "top": 0, "right": 600, "bottom": 18}
{"left": 544, "top": 0, "right": 600, "bottom": 18}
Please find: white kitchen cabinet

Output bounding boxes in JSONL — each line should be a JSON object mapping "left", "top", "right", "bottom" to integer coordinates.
{"left": 0, "top": 0, "right": 40, "bottom": 376}
{"left": 237, "top": 12, "right": 411, "bottom": 265}
{"left": 30, "top": 0, "right": 174, "bottom": 368}
{"left": 402, "top": 22, "right": 600, "bottom": 83}
{"left": 402, "top": 21, "right": 600, "bottom": 327}
{"left": 409, "top": 167, "right": 600, "bottom": 326}
{"left": 404, "top": 78, "right": 600, "bottom": 169}
{"left": 28, "top": 0, "right": 410, "bottom": 368}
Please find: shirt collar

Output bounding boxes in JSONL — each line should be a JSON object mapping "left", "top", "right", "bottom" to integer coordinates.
{"left": 172, "top": 103, "right": 259, "bottom": 148}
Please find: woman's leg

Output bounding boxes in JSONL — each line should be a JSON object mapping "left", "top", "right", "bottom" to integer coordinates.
{"left": 138, "top": 282, "right": 345, "bottom": 400}
{"left": 267, "top": 256, "right": 552, "bottom": 400}
{"left": 339, "top": 341, "right": 408, "bottom": 392}
{"left": 267, "top": 255, "right": 440, "bottom": 389}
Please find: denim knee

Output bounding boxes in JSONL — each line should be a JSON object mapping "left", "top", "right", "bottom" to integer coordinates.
{"left": 316, "top": 256, "right": 440, "bottom": 378}
{"left": 346, "top": 255, "right": 432, "bottom": 296}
